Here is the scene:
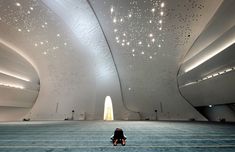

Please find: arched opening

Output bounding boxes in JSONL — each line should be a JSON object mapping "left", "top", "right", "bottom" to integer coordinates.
{"left": 103, "top": 96, "right": 114, "bottom": 120}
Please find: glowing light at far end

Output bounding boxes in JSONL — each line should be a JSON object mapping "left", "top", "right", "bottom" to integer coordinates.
{"left": 161, "top": 2, "right": 165, "bottom": 8}
{"left": 0, "top": 70, "right": 30, "bottom": 82}
{"left": 103, "top": 96, "right": 114, "bottom": 121}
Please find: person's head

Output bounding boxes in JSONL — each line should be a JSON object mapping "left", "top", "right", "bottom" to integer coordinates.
{"left": 116, "top": 128, "right": 122, "bottom": 131}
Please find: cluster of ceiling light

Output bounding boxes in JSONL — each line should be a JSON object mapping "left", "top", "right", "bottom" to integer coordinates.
{"left": 180, "top": 66, "right": 235, "bottom": 88}
{"left": 15, "top": 2, "right": 50, "bottom": 53}
{"left": 33, "top": 33, "right": 67, "bottom": 55}
{"left": 14, "top": 2, "right": 35, "bottom": 33}
{"left": 110, "top": 0, "right": 165, "bottom": 59}
{"left": 34, "top": 40, "right": 49, "bottom": 47}
{"left": 0, "top": 2, "right": 70, "bottom": 57}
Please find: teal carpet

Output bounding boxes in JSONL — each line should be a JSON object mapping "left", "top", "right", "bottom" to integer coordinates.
{"left": 0, "top": 121, "right": 235, "bottom": 152}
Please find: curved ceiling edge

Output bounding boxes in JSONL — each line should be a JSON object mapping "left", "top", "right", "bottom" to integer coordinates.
{"left": 86, "top": 0, "right": 140, "bottom": 115}
{"left": 0, "top": 39, "right": 40, "bottom": 77}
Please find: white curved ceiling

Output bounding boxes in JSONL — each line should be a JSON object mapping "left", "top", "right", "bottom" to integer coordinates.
{"left": 89, "top": 0, "right": 222, "bottom": 117}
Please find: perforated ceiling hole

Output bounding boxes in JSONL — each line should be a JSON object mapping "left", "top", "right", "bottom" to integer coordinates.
{"left": 163, "top": 0, "right": 206, "bottom": 46}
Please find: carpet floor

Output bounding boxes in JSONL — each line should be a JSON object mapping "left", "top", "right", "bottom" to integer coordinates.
{"left": 0, "top": 121, "right": 235, "bottom": 152}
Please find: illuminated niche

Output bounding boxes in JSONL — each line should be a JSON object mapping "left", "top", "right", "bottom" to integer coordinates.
{"left": 103, "top": 96, "right": 114, "bottom": 121}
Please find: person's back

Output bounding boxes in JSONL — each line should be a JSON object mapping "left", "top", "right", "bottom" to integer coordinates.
{"left": 111, "top": 128, "right": 126, "bottom": 146}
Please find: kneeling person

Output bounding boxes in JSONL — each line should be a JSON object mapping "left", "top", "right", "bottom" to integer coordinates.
{"left": 111, "top": 128, "right": 126, "bottom": 146}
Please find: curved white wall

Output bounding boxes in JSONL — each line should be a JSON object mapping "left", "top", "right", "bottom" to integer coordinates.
{"left": 179, "top": 0, "right": 235, "bottom": 107}
{"left": 0, "top": 41, "right": 39, "bottom": 121}
{"left": 178, "top": 0, "right": 235, "bottom": 121}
